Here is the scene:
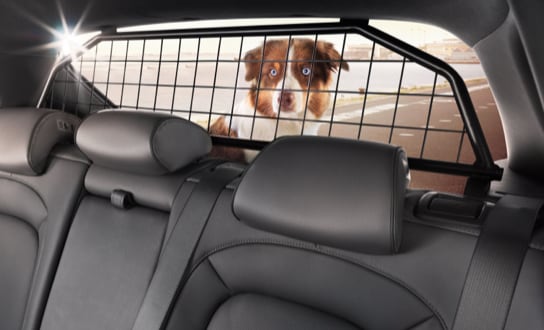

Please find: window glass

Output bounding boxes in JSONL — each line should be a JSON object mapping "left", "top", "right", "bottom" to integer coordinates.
{"left": 45, "top": 19, "right": 505, "bottom": 194}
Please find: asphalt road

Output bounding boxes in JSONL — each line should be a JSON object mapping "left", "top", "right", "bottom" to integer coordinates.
{"left": 318, "top": 83, "right": 506, "bottom": 194}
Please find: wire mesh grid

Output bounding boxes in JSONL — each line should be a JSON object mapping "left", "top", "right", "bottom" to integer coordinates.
{"left": 43, "top": 27, "right": 479, "bottom": 166}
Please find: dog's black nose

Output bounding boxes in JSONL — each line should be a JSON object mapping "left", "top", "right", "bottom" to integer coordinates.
{"left": 278, "top": 91, "right": 295, "bottom": 106}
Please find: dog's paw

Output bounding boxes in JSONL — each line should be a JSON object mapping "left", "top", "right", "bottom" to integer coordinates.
{"left": 209, "top": 116, "right": 234, "bottom": 137}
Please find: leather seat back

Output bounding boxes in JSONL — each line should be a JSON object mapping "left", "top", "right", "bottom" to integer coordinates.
{"left": 41, "top": 110, "right": 215, "bottom": 330}
{"left": 164, "top": 137, "right": 449, "bottom": 329}
{"left": 0, "top": 108, "right": 86, "bottom": 330}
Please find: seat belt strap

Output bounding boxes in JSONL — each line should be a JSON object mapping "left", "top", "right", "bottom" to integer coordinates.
{"left": 452, "top": 195, "right": 543, "bottom": 330}
{"left": 132, "top": 165, "right": 242, "bottom": 330}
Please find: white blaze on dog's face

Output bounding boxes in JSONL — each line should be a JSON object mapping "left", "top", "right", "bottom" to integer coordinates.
{"left": 243, "top": 39, "right": 349, "bottom": 119}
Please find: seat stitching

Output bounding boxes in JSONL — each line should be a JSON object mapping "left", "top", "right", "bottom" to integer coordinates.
{"left": 189, "top": 239, "right": 448, "bottom": 330}
{"left": 405, "top": 315, "right": 435, "bottom": 329}
{"left": 208, "top": 259, "right": 232, "bottom": 294}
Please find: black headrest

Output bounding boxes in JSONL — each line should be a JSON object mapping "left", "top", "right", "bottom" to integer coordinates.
{"left": 0, "top": 108, "right": 80, "bottom": 176}
{"left": 233, "top": 136, "right": 410, "bottom": 254}
{"left": 76, "top": 110, "right": 212, "bottom": 175}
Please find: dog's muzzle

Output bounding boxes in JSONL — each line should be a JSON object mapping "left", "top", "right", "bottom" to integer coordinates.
{"left": 278, "top": 91, "right": 296, "bottom": 112}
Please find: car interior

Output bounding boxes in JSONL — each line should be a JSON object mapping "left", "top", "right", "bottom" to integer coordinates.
{"left": 1, "top": 0, "right": 544, "bottom": 329}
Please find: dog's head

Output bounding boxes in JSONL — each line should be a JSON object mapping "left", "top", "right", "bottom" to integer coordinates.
{"left": 244, "top": 38, "right": 349, "bottom": 119}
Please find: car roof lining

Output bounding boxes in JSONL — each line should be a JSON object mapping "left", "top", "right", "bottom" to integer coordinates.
{"left": 1, "top": 0, "right": 509, "bottom": 50}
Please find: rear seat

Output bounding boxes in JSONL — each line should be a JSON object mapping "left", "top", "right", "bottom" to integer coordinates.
{"left": 40, "top": 110, "right": 218, "bottom": 330}
{"left": 4, "top": 108, "right": 542, "bottom": 329}
{"left": 154, "top": 136, "right": 544, "bottom": 330}
{"left": 0, "top": 108, "right": 85, "bottom": 330}
{"left": 163, "top": 136, "right": 445, "bottom": 329}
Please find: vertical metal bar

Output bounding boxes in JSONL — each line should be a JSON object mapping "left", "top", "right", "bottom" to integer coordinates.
{"left": 357, "top": 42, "right": 376, "bottom": 139}
{"left": 135, "top": 39, "right": 147, "bottom": 109}
{"left": 88, "top": 45, "right": 99, "bottom": 114}
{"left": 300, "top": 34, "right": 319, "bottom": 135}
{"left": 228, "top": 36, "right": 245, "bottom": 135}
{"left": 74, "top": 56, "right": 84, "bottom": 116}
{"left": 104, "top": 41, "right": 114, "bottom": 109}
{"left": 188, "top": 38, "right": 202, "bottom": 121}
{"left": 249, "top": 35, "right": 268, "bottom": 139}
{"left": 119, "top": 40, "right": 130, "bottom": 107}
{"left": 61, "top": 68, "right": 69, "bottom": 112}
{"left": 388, "top": 56, "right": 407, "bottom": 143}
{"left": 207, "top": 37, "right": 223, "bottom": 130}
{"left": 170, "top": 38, "right": 182, "bottom": 114}
{"left": 456, "top": 127, "right": 466, "bottom": 163}
{"left": 419, "top": 73, "right": 439, "bottom": 158}
{"left": 49, "top": 71, "right": 57, "bottom": 109}
{"left": 274, "top": 34, "right": 294, "bottom": 139}
{"left": 153, "top": 38, "right": 165, "bottom": 111}
{"left": 327, "top": 33, "right": 348, "bottom": 136}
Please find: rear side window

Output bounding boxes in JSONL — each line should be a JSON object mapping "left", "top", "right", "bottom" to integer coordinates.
{"left": 368, "top": 20, "right": 506, "bottom": 193}
{"left": 42, "top": 19, "right": 502, "bottom": 194}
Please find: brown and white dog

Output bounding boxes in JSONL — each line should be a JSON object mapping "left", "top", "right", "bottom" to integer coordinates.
{"left": 210, "top": 38, "right": 349, "bottom": 162}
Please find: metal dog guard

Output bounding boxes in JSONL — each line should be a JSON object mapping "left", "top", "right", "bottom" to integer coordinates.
{"left": 40, "top": 19, "right": 503, "bottom": 195}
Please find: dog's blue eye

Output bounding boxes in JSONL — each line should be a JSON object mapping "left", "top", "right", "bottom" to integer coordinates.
{"left": 302, "top": 67, "right": 311, "bottom": 76}
{"left": 270, "top": 68, "right": 278, "bottom": 76}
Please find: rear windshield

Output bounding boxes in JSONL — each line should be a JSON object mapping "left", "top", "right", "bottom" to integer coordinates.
{"left": 43, "top": 19, "right": 505, "bottom": 194}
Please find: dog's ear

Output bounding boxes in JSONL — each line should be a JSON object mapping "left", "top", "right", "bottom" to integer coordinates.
{"left": 243, "top": 46, "right": 263, "bottom": 82}
{"left": 316, "top": 41, "right": 349, "bottom": 72}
